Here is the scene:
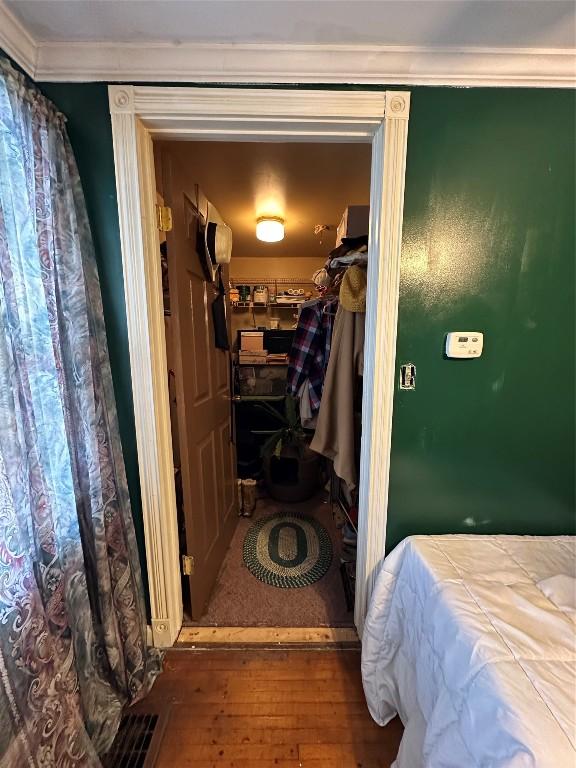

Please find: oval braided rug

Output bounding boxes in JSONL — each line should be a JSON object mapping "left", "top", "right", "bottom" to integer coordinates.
{"left": 243, "top": 512, "right": 333, "bottom": 589}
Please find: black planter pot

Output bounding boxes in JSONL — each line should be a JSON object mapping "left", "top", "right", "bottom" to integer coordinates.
{"left": 263, "top": 444, "right": 322, "bottom": 503}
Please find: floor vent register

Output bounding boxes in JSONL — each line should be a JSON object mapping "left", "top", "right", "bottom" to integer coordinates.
{"left": 102, "top": 711, "right": 168, "bottom": 768}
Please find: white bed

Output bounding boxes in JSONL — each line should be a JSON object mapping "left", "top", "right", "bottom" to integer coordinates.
{"left": 361, "top": 535, "right": 576, "bottom": 767}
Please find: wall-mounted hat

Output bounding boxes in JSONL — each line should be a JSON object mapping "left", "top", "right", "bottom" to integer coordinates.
{"left": 339, "top": 265, "right": 367, "bottom": 312}
{"left": 203, "top": 201, "right": 232, "bottom": 282}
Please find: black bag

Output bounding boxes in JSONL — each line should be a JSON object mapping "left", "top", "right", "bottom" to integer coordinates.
{"left": 211, "top": 269, "right": 230, "bottom": 350}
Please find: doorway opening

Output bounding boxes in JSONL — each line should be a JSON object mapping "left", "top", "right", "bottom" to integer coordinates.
{"left": 155, "top": 140, "right": 372, "bottom": 629}
{"left": 108, "top": 86, "right": 410, "bottom": 646}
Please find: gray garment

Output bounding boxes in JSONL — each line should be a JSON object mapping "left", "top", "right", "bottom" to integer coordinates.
{"left": 310, "top": 306, "right": 365, "bottom": 490}
{"left": 329, "top": 249, "right": 369, "bottom": 269}
{"left": 298, "top": 378, "right": 317, "bottom": 429}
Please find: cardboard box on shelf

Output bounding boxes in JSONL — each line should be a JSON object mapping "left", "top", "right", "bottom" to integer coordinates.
{"left": 336, "top": 205, "right": 370, "bottom": 245}
{"left": 239, "top": 349, "right": 268, "bottom": 365}
{"left": 240, "top": 330, "right": 264, "bottom": 351}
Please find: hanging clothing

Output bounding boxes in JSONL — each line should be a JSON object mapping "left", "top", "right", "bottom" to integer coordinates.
{"left": 286, "top": 299, "right": 337, "bottom": 412}
{"left": 0, "top": 59, "right": 161, "bottom": 767}
{"left": 328, "top": 234, "right": 368, "bottom": 265}
{"left": 297, "top": 379, "right": 317, "bottom": 429}
{"left": 329, "top": 249, "right": 368, "bottom": 270}
{"left": 339, "top": 265, "right": 367, "bottom": 312}
{"left": 211, "top": 268, "right": 230, "bottom": 350}
{"left": 312, "top": 266, "right": 331, "bottom": 290}
{"left": 314, "top": 235, "right": 369, "bottom": 298}
{"left": 310, "top": 305, "right": 365, "bottom": 490}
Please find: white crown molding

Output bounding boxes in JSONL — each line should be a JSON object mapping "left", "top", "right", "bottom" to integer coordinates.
{"left": 0, "top": 1, "right": 37, "bottom": 76}
{"left": 0, "top": 3, "right": 573, "bottom": 90}
{"left": 36, "top": 42, "right": 576, "bottom": 88}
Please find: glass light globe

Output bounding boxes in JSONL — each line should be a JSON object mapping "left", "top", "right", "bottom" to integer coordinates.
{"left": 256, "top": 217, "right": 285, "bottom": 242}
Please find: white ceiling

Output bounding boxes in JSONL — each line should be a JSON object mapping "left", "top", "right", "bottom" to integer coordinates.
{"left": 156, "top": 140, "right": 372, "bottom": 259}
{"left": 1, "top": 0, "right": 574, "bottom": 86}
{"left": 5, "top": 0, "right": 576, "bottom": 48}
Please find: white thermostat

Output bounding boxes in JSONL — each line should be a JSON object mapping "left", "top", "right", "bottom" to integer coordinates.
{"left": 445, "top": 332, "right": 483, "bottom": 358}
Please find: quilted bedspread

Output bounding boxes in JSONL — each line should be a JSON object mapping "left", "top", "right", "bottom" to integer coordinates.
{"left": 361, "top": 535, "right": 576, "bottom": 767}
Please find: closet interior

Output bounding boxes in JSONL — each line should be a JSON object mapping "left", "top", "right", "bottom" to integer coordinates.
{"left": 154, "top": 139, "right": 372, "bottom": 628}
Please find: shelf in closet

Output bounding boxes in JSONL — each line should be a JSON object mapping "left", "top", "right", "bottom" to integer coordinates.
{"left": 232, "top": 394, "right": 286, "bottom": 402}
{"left": 231, "top": 277, "right": 314, "bottom": 286}
{"left": 231, "top": 301, "right": 304, "bottom": 310}
{"left": 250, "top": 428, "right": 283, "bottom": 435}
{"left": 230, "top": 276, "right": 313, "bottom": 311}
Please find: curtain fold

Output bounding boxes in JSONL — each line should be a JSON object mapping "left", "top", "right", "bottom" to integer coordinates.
{"left": 0, "top": 58, "right": 162, "bottom": 766}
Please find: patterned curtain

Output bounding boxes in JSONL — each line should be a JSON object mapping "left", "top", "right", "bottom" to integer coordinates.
{"left": 0, "top": 59, "right": 162, "bottom": 766}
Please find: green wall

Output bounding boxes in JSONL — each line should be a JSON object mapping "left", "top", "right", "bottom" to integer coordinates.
{"left": 388, "top": 88, "right": 575, "bottom": 548}
{"left": 38, "top": 81, "right": 575, "bottom": 589}
{"left": 39, "top": 83, "right": 149, "bottom": 595}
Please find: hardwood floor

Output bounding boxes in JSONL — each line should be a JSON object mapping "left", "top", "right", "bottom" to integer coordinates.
{"left": 134, "top": 649, "right": 402, "bottom": 767}
{"left": 176, "top": 626, "right": 360, "bottom": 646}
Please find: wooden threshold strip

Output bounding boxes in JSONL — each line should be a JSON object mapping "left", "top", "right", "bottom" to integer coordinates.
{"left": 176, "top": 626, "right": 359, "bottom": 647}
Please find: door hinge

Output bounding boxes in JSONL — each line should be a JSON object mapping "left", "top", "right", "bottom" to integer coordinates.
{"left": 156, "top": 204, "right": 173, "bottom": 232}
{"left": 181, "top": 554, "right": 195, "bottom": 576}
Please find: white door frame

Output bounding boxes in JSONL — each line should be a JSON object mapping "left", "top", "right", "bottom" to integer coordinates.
{"left": 108, "top": 85, "right": 410, "bottom": 647}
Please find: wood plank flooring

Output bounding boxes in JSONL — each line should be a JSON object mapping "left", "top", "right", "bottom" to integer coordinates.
{"left": 133, "top": 649, "right": 402, "bottom": 767}
{"left": 177, "top": 626, "right": 359, "bottom": 646}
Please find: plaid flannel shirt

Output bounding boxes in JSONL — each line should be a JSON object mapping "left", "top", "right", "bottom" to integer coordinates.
{"left": 287, "top": 299, "right": 337, "bottom": 412}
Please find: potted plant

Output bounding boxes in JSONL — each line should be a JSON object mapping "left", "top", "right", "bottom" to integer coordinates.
{"left": 256, "top": 396, "right": 322, "bottom": 503}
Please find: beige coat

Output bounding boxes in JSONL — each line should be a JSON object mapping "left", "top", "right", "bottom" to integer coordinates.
{"left": 310, "top": 306, "right": 365, "bottom": 490}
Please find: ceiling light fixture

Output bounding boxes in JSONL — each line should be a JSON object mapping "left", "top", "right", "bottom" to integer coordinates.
{"left": 256, "top": 216, "right": 285, "bottom": 243}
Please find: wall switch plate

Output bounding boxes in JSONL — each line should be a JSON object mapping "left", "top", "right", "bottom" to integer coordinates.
{"left": 445, "top": 332, "right": 483, "bottom": 358}
{"left": 399, "top": 363, "right": 416, "bottom": 389}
